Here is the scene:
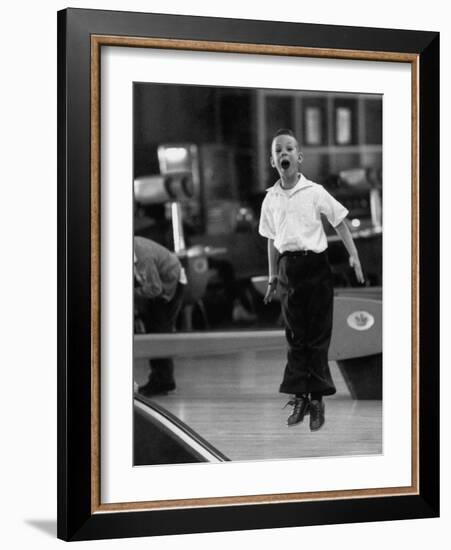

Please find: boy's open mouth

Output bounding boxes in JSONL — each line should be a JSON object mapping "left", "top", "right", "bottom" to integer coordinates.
{"left": 281, "top": 159, "right": 290, "bottom": 169}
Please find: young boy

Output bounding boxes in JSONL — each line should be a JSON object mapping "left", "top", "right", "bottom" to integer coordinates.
{"left": 259, "top": 129, "right": 364, "bottom": 431}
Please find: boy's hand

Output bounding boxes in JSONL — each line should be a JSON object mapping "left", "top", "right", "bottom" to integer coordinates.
{"left": 349, "top": 256, "right": 365, "bottom": 284}
{"left": 264, "top": 278, "right": 278, "bottom": 304}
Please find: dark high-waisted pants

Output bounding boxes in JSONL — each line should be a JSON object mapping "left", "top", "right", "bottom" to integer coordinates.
{"left": 278, "top": 250, "right": 336, "bottom": 396}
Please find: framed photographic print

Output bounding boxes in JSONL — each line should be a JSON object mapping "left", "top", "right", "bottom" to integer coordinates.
{"left": 57, "top": 8, "right": 439, "bottom": 541}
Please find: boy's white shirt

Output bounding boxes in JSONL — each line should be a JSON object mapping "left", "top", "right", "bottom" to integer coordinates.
{"left": 258, "top": 173, "right": 348, "bottom": 253}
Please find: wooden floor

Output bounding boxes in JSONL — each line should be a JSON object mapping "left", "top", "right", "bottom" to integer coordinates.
{"left": 134, "top": 348, "right": 382, "bottom": 462}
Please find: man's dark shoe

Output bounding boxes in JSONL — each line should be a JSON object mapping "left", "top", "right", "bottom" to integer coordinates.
{"left": 139, "top": 380, "right": 176, "bottom": 397}
{"left": 309, "top": 399, "right": 325, "bottom": 431}
{"left": 285, "top": 397, "right": 310, "bottom": 427}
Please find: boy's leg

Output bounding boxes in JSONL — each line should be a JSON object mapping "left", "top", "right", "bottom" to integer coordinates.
{"left": 277, "top": 255, "right": 312, "bottom": 426}
{"left": 304, "top": 253, "right": 335, "bottom": 431}
{"left": 278, "top": 256, "right": 311, "bottom": 396}
{"left": 304, "top": 253, "right": 336, "bottom": 397}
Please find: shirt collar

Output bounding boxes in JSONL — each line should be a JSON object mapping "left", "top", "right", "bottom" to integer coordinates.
{"left": 266, "top": 173, "right": 314, "bottom": 197}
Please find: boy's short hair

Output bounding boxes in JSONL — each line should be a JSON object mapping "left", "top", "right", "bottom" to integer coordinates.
{"left": 272, "top": 128, "right": 296, "bottom": 140}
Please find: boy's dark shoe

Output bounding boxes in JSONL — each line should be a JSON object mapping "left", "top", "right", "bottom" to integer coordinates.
{"left": 285, "top": 397, "right": 310, "bottom": 427}
{"left": 309, "top": 400, "right": 325, "bottom": 431}
{"left": 139, "top": 380, "right": 176, "bottom": 397}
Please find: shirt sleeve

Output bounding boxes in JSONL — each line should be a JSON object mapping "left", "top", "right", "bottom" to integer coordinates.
{"left": 258, "top": 196, "right": 276, "bottom": 239}
{"left": 318, "top": 186, "right": 349, "bottom": 228}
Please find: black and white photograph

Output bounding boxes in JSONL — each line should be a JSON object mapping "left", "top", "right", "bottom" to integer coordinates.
{"left": 132, "top": 82, "right": 383, "bottom": 466}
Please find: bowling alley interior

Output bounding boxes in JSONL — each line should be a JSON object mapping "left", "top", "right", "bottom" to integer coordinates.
{"left": 133, "top": 82, "right": 383, "bottom": 465}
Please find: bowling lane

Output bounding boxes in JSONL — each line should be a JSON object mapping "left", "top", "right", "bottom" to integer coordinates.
{"left": 134, "top": 348, "right": 382, "bottom": 462}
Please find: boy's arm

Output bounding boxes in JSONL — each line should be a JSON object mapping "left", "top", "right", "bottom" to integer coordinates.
{"left": 334, "top": 220, "right": 365, "bottom": 284}
{"left": 264, "top": 238, "right": 279, "bottom": 304}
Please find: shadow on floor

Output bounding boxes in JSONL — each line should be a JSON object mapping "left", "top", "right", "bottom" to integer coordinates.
{"left": 25, "top": 519, "right": 57, "bottom": 538}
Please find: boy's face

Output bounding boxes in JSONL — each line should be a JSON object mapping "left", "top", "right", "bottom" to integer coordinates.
{"left": 270, "top": 134, "right": 303, "bottom": 177}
